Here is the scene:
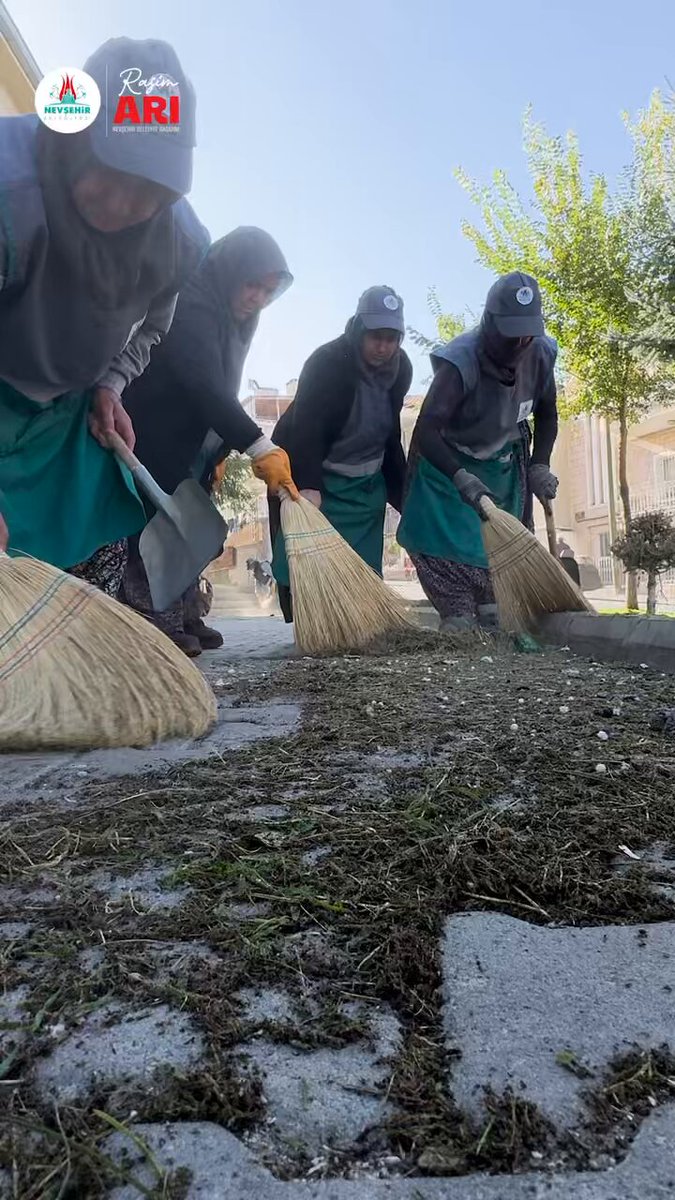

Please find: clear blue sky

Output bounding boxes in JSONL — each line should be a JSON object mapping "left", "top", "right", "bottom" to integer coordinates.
{"left": 9, "top": 0, "right": 675, "bottom": 392}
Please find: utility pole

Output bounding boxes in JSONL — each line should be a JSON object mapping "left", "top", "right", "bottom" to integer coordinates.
{"left": 605, "top": 418, "right": 623, "bottom": 592}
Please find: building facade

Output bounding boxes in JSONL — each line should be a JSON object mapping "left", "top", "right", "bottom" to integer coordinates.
{"left": 0, "top": 3, "right": 40, "bottom": 115}
{"left": 541, "top": 405, "right": 675, "bottom": 597}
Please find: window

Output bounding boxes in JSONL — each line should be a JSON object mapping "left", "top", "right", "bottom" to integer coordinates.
{"left": 655, "top": 454, "right": 675, "bottom": 484}
{"left": 585, "top": 416, "right": 608, "bottom": 506}
{"left": 598, "top": 531, "right": 611, "bottom": 558}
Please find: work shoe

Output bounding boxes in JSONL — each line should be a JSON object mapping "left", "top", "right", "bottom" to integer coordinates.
{"left": 185, "top": 619, "right": 224, "bottom": 650}
{"left": 477, "top": 603, "right": 499, "bottom": 629}
{"left": 171, "top": 631, "right": 202, "bottom": 658}
{"left": 439, "top": 615, "right": 477, "bottom": 633}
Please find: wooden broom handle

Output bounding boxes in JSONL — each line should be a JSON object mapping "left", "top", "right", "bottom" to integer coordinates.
{"left": 541, "top": 499, "right": 557, "bottom": 557}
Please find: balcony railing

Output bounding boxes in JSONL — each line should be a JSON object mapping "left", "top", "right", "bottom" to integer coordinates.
{"left": 630, "top": 483, "right": 675, "bottom": 516}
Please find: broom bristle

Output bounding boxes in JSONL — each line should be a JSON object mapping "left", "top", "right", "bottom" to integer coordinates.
{"left": 0, "top": 553, "right": 217, "bottom": 751}
{"left": 480, "top": 499, "right": 594, "bottom": 632}
{"left": 280, "top": 496, "right": 412, "bottom": 655}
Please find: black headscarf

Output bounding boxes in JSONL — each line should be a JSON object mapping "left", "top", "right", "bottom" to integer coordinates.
{"left": 478, "top": 310, "right": 532, "bottom": 383}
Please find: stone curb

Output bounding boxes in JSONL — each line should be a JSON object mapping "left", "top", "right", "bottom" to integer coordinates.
{"left": 537, "top": 612, "right": 675, "bottom": 672}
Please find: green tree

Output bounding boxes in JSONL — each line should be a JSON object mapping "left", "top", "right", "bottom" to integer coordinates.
{"left": 612, "top": 511, "right": 675, "bottom": 615}
{"left": 212, "top": 452, "right": 256, "bottom": 517}
{"left": 454, "top": 95, "right": 675, "bottom": 608}
{"left": 407, "top": 286, "right": 468, "bottom": 354}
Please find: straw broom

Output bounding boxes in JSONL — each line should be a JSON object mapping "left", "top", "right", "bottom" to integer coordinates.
{"left": 0, "top": 551, "right": 216, "bottom": 752}
{"left": 479, "top": 498, "right": 593, "bottom": 632}
{"left": 279, "top": 493, "right": 412, "bottom": 655}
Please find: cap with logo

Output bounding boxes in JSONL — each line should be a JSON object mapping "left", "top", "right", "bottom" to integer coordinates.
{"left": 84, "top": 38, "right": 196, "bottom": 197}
{"left": 356, "top": 285, "right": 405, "bottom": 335}
{"left": 485, "top": 271, "right": 544, "bottom": 338}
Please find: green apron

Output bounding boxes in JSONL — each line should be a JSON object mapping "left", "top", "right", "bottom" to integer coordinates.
{"left": 397, "top": 443, "right": 522, "bottom": 569}
{"left": 272, "top": 468, "right": 387, "bottom": 587}
{"left": 0, "top": 381, "right": 146, "bottom": 569}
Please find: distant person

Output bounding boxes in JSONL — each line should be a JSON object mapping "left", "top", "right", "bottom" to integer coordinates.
{"left": 270, "top": 286, "right": 412, "bottom": 622}
{"left": 398, "top": 272, "right": 559, "bottom": 631}
{"left": 0, "top": 38, "right": 207, "bottom": 595}
{"left": 556, "top": 537, "right": 581, "bottom": 586}
{"left": 121, "top": 227, "right": 298, "bottom": 656}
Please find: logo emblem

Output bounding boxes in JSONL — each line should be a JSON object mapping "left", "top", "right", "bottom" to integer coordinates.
{"left": 35, "top": 67, "right": 100, "bottom": 133}
{"left": 383, "top": 294, "right": 399, "bottom": 311}
{"left": 516, "top": 286, "right": 534, "bottom": 306}
{"left": 113, "top": 69, "right": 181, "bottom": 131}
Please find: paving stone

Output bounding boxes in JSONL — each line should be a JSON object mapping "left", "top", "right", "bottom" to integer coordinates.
{"left": 0, "top": 920, "right": 32, "bottom": 940}
{"left": 237, "top": 1004, "right": 400, "bottom": 1155}
{"left": 85, "top": 865, "right": 190, "bottom": 912}
{"left": 102, "top": 1106, "right": 675, "bottom": 1197}
{"left": 240, "top": 804, "right": 290, "bottom": 822}
{"left": 238, "top": 987, "right": 297, "bottom": 1025}
{"left": 0, "top": 695, "right": 299, "bottom": 799}
{"left": 35, "top": 1003, "right": 204, "bottom": 1104}
{"left": 105, "top": 1120, "right": 272, "bottom": 1199}
{"left": 442, "top": 912, "right": 675, "bottom": 1126}
{"left": 0, "top": 984, "right": 29, "bottom": 1058}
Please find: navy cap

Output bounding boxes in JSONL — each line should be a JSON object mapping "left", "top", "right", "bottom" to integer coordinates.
{"left": 84, "top": 38, "right": 196, "bottom": 196}
{"left": 485, "top": 271, "right": 545, "bottom": 337}
{"left": 356, "top": 285, "right": 405, "bottom": 335}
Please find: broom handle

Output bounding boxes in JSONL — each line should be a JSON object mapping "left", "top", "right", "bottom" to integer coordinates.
{"left": 541, "top": 499, "right": 557, "bottom": 557}
{"left": 107, "top": 431, "right": 172, "bottom": 513}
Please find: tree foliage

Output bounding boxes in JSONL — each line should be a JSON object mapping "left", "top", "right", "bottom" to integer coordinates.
{"left": 407, "top": 286, "right": 468, "bottom": 354}
{"left": 212, "top": 452, "right": 256, "bottom": 517}
{"left": 453, "top": 94, "right": 675, "bottom": 607}
{"left": 612, "top": 510, "right": 675, "bottom": 614}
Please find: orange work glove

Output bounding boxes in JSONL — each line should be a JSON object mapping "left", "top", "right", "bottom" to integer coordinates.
{"left": 251, "top": 447, "right": 300, "bottom": 500}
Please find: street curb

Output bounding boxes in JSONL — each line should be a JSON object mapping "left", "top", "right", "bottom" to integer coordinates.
{"left": 537, "top": 612, "right": 675, "bottom": 672}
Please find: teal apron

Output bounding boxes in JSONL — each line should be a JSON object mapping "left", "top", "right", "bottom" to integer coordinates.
{"left": 0, "top": 381, "right": 146, "bottom": 569}
{"left": 272, "top": 469, "right": 387, "bottom": 587}
{"left": 397, "top": 443, "right": 522, "bottom": 569}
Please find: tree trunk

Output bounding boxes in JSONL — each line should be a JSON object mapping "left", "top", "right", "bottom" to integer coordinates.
{"left": 618, "top": 408, "right": 638, "bottom": 611}
{"left": 646, "top": 572, "right": 657, "bottom": 616}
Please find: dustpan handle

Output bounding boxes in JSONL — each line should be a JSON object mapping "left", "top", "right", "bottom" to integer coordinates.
{"left": 541, "top": 499, "right": 557, "bottom": 557}
{"left": 107, "top": 430, "right": 171, "bottom": 513}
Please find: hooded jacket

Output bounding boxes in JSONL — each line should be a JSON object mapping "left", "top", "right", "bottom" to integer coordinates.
{"left": 124, "top": 226, "right": 292, "bottom": 492}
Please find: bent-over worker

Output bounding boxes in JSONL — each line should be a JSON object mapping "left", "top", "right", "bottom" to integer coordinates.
{"left": 397, "top": 272, "right": 559, "bottom": 630}
{"left": 122, "top": 226, "right": 297, "bottom": 655}
{"left": 271, "top": 285, "right": 412, "bottom": 622}
{"left": 0, "top": 38, "right": 207, "bottom": 596}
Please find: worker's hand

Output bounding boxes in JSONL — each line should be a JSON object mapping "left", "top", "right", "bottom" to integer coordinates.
{"left": 89, "top": 387, "right": 136, "bottom": 452}
{"left": 251, "top": 447, "right": 300, "bottom": 500}
{"left": 300, "top": 489, "right": 321, "bottom": 508}
{"left": 528, "top": 463, "right": 558, "bottom": 501}
{"left": 453, "top": 468, "right": 494, "bottom": 519}
{"left": 0, "top": 511, "right": 8, "bottom": 552}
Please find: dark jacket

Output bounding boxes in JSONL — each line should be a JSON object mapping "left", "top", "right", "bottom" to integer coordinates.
{"left": 273, "top": 334, "right": 412, "bottom": 511}
{"left": 124, "top": 227, "right": 292, "bottom": 494}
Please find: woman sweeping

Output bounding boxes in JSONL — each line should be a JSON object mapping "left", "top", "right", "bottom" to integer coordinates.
{"left": 0, "top": 37, "right": 207, "bottom": 596}
{"left": 397, "top": 272, "right": 559, "bottom": 631}
{"left": 122, "top": 226, "right": 298, "bottom": 655}
{"left": 271, "top": 285, "right": 412, "bottom": 621}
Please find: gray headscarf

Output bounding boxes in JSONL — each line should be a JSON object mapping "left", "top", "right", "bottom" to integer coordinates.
{"left": 0, "top": 125, "right": 187, "bottom": 400}
{"left": 196, "top": 226, "right": 292, "bottom": 399}
{"left": 187, "top": 227, "right": 293, "bottom": 477}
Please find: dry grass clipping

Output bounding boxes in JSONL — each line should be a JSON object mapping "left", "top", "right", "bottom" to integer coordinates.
{"left": 480, "top": 498, "right": 594, "bottom": 632}
{"left": 280, "top": 494, "right": 412, "bottom": 654}
{"left": 0, "top": 552, "right": 217, "bottom": 751}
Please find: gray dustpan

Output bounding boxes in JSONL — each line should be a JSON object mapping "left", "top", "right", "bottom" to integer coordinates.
{"left": 110, "top": 432, "right": 228, "bottom": 612}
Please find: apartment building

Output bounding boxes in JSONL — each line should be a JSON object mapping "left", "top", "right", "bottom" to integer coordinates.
{"left": 548, "top": 406, "right": 675, "bottom": 595}
{"left": 0, "top": 2, "right": 40, "bottom": 115}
